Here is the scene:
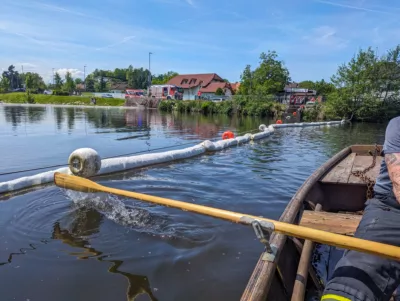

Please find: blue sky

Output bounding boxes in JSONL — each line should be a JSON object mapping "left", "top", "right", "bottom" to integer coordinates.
{"left": 1, "top": 0, "right": 400, "bottom": 83}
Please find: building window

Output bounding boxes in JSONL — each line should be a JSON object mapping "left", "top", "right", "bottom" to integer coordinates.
{"left": 181, "top": 79, "right": 188, "bottom": 84}
{"left": 199, "top": 80, "right": 203, "bottom": 87}
{"left": 189, "top": 79, "right": 197, "bottom": 85}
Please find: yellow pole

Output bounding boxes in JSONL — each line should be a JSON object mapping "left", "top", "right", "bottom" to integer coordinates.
{"left": 54, "top": 172, "right": 400, "bottom": 261}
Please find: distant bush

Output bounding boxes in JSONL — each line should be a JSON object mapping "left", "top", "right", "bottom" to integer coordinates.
{"left": 158, "top": 96, "right": 286, "bottom": 118}
{"left": 52, "top": 90, "right": 70, "bottom": 96}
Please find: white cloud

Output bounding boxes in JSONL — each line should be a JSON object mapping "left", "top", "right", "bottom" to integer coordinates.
{"left": 185, "top": 0, "right": 194, "bottom": 7}
{"left": 55, "top": 68, "right": 84, "bottom": 79}
{"left": 302, "top": 26, "right": 348, "bottom": 50}
{"left": 95, "top": 36, "right": 136, "bottom": 51}
{"left": 314, "top": 0, "right": 397, "bottom": 15}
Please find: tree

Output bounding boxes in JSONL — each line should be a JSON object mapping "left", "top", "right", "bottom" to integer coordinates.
{"left": 23, "top": 72, "right": 46, "bottom": 91}
{"left": 238, "top": 51, "right": 290, "bottom": 96}
{"left": 25, "top": 73, "right": 34, "bottom": 90}
{"left": 215, "top": 87, "right": 224, "bottom": 95}
{"left": 238, "top": 65, "right": 253, "bottom": 95}
{"left": 2, "top": 65, "right": 23, "bottom": 90}
{"left": 327, "top": 45, "right": 400, "bottom": 120}
{"left": 64, "top": 71, "right": 76, "bottom": 94}
{"left": 85, "top": 76, "right": 95, "bottom": 92}
{"left": 298, "top": 80, "right": 315, "bottom": 90}
{"left": 0, "top": 76, "right": 10, "bottom": 92}
{"left": 94, "top": 75, "right": 107, "bottom": 92}
{"left": 74, "top": 78, "right": 83, "bottom": 85}
{"left": 152, "top": 71, "right": 179, "bottom": 85}
{"left": 54, "top": 72, "right": 63, "bottom": 90}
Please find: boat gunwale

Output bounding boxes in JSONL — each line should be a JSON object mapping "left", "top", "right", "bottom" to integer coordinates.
{"left": 240, "top": 145, "right": 356, "bottom": 301}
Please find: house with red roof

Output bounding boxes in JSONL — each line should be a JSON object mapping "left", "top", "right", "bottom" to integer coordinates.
{"left": 167, "top": 73, "right": 233, "bottom": 100}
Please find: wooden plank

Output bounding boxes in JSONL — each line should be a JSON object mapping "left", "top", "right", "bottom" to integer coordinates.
{"left": 321, "top": 153, "right": 356, "bottom": 184}
{"left": 300, "top": 211, "right": 361, "bottom": 236}
{"left": 348, "top": 156, "right": 383, "bottom": 184}
{"left": 351, "top": 145, "right": 383, "bottom": 155}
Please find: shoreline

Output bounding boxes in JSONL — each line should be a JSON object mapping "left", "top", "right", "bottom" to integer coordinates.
{"left": 0, "top": 102, "right": 147, "bottom": 110}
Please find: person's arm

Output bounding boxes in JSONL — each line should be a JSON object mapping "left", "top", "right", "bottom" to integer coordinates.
{"left": 385, "top": 153, "right": 400, "bottom": 203}
{"left": 384, "top": 117, "right": 400, "bottom": 204}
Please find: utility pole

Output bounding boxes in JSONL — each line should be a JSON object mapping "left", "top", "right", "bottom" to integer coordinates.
{"left": 52, "top": 68, "right": 55, "bottom": 87}
{"left": 149, "top": 52, "right": 152, "bottom": 89}
{"left": 84, "top": 65, "right": 87, "bottom": 91}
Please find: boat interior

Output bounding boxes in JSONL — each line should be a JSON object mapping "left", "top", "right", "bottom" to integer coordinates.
{"left": 242, "top": 145, "right": 389, "bottom": 301}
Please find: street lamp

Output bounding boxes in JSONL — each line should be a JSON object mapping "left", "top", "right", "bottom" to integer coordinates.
{"left": 84, "top": 65, "right": 87, "bottom": 91}
{"left": 148, "top": 52, "right": 152, "bottom": 89}
{"left": 52, "top": 68, "right": 55, "bottom": 87}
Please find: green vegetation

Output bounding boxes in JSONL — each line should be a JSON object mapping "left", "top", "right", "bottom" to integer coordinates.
{"left": 159, "top": 95, "right": 285, "bottom": 118}
{"left": 0, "top": 93, "right": 124, "bottom": 106}
{"left": 238, "top": 51, "right": 290, "bottom": 96}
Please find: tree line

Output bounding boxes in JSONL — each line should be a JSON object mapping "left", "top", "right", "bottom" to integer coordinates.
{"left": 0, "top": 64, "right": 180, "bottom": 94}
{"left": 237, "top": 45, "right": 400, "bottom": 121}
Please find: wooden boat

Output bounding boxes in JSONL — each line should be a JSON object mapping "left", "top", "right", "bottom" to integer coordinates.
{"left": 241, "top": 144, "right": 384, "bottom": 301}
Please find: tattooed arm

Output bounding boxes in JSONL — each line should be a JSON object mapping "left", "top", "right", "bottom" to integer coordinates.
{"left": 386, "top": 153, "right": 400, "bottom": 204}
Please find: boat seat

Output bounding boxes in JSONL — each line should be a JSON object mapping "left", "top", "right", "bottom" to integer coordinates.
{"left": 320, "top": 153, "right": 382, "bottom": 185}
{"left": 299, "top": 210, "right": 362, "bottom": 236}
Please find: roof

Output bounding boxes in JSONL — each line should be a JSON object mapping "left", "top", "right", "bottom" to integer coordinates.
{"left": 76, "top": 83, "right": 85, "bottom": 90}
{"left": 230, "top": 82, "right": 240, "bottom": 92}
{"left": 110, "top": 82, "right": 128, "bottom": 90}
{"left": 199, "top": 82, "right": 230, "bottom": 93}
{"left": 167, "top": 73, "right": 224, "bottom": 88}
{"left": 285, "top": 82, "right": 299, "bottom": 89}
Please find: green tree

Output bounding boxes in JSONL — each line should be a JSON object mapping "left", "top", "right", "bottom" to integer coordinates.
{"left": 327, "top": 45, "right": 400, "bottom": 121}
{"left": 252, "top": 51, "right": 291, "bottom": 95}
{"left": 25, "top": 73, "right": 34, "bottom": 90}
{"left": 152, "top": 71, "right": 179, "bottom": 84}
{"left": 298, "top": 80, "right": 315, "bottom": 90}
{"left": 0, "top": 76, "right": 10, "bottom": 92}
{"left": 85, "top": 76, "right": 95, "bottom": 92}
{"left": 64, "top": 71, "right": 76, "bottom": 94}
{"left": 95, "top": 76, "right": 107, "bottom": 92}
{"left": 238, "top": 65, "right": 253, "bottom": 95}
{"left": 74, "top": 78, "right": 83, "bottom": 85}
{"left": 239, "top": 51, "right": 290, "bottom": 96}
{"left": 54, "top": 72, "right": 63, "bottom": 90}
{"left": 215, "top": 87, "right": 224, "bottom": 95}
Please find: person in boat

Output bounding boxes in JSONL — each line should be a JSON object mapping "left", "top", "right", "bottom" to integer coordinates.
{"left": 322, "top": 117, "right": 400, "bottom": 300}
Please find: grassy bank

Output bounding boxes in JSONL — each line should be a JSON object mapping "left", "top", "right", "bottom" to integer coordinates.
{"left": 0, "top": 92, "right": 125, "bottom": 106}
{"left": 159, "top": 96, "right": 286, "bottom": 118}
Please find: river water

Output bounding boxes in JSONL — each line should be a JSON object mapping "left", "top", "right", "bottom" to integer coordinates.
{"left": 0, "top": 105, "right": 387, "bottom": 301}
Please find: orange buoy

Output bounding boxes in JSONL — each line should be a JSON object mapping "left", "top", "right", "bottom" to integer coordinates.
{"left": 222, "top": 131, "right": 235, "bottom": 140}
{"left": 293, "top": 111, "right": 297, "bottom": 116}
{"left": 276, "top": 120, "right": 283, "bottom": 124}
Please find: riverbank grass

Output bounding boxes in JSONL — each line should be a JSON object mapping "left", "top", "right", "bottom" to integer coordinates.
{"left": 0, "top": 93, "right": 125, "bottom": 106}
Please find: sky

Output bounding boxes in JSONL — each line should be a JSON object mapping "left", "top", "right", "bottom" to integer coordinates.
{"left": 1, "top": 0, "right": 400, "bottom": 84}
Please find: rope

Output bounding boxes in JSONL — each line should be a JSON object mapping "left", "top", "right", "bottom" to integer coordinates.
{"left": 0, "top": 127, "right": 263, "bottom": 177}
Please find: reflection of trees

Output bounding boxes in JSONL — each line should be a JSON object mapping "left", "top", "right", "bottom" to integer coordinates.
{"left": 4, "top": 106, "right": 24, "bottom": 127}
{"left": 54, "top": 107, "right": 65, "bottom": 130}
{"left": 3, "top": 106, "right": 47, "bottom": 128}
{"left": 85, "top": 109, "right": 153, "bottom": 134}
{"left": 26, "top": 107, "right": 46, "bottom": 123}
{"left": 66, "top": 108, "right": 75, "bottom": 131}
{"left": 52, "top": 207, "right": 158, "bottom": 301}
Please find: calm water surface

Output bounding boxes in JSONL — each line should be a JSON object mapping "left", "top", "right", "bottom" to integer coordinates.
{"left": 0, "top": 105, "right": 387, "bottom": 301}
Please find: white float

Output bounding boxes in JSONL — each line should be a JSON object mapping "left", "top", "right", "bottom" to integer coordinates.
{"left": 0, "top": 120, "right": 345, "bottom": 194}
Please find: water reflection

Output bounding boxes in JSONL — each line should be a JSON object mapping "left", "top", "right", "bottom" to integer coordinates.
{"left": 55, "top": 107, "right": 65, "bottom": 130}
{"left": 3, "top": 106, "right": 47, "bottom": 127}
{"left": 52, "top": 207, "right": 158, "bottom": 301}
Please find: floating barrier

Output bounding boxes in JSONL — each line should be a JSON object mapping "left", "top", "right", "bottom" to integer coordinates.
{"left": 0, "top": 120, "right": 345, "bottom": 195}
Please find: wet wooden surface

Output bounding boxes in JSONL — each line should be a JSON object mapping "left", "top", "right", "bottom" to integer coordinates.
{"left": 348, "top": 156, "right": 382, "bottom": 184}
{"left": 300, "top": 211, "right": 361, "bottom": 236}
{"left": 321, "top": 154, "right": 382, "bottom": 185}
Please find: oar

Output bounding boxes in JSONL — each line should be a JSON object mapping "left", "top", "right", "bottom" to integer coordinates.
{"left": 54, "top": 172, "right": 400, "bottom": 261}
